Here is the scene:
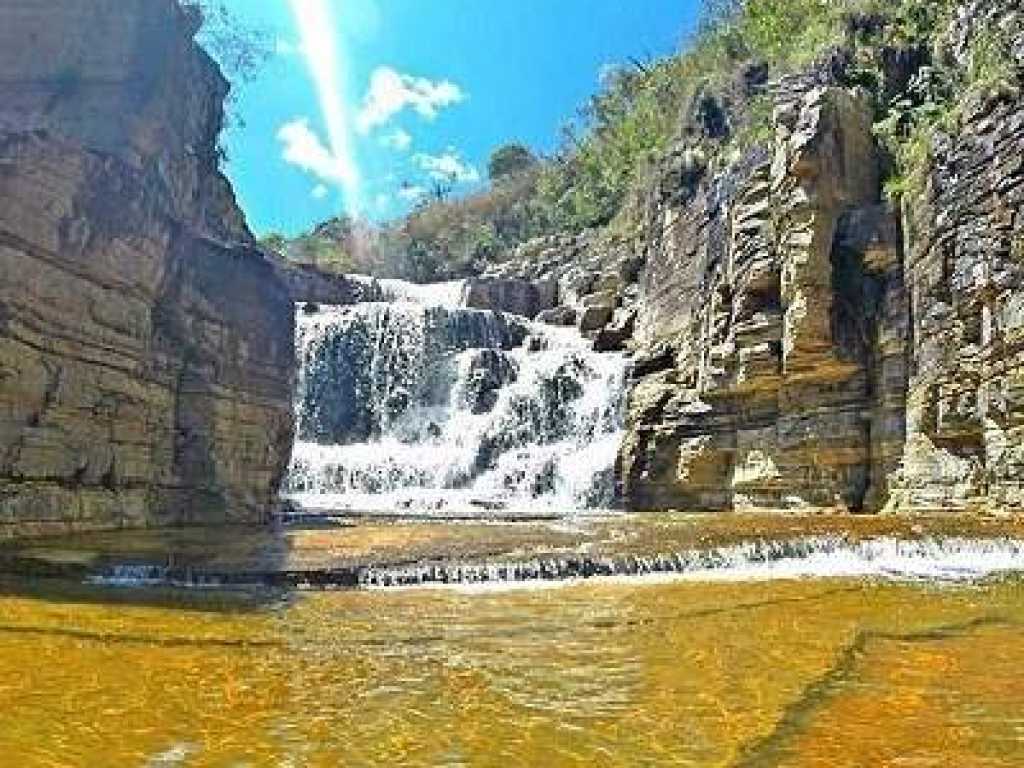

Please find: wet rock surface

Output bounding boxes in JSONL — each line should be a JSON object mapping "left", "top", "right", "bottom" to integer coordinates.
{"left": 4, "top": 512, "right": 1024, "bottom": 589}
{"left": 461, "top": 277, "right": 557, "bottom": 319}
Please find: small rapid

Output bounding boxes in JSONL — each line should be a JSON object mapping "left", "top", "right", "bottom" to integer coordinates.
{"left": 82, "top": 536, "right": 1024, "bottom": 591}
{"left": 285, "top": 279, "right": 627, "bottom": 516}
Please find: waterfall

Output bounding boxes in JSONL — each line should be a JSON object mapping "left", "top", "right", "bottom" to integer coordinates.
{"left": 285, "top": 280, "right": 628, "bottom": 516}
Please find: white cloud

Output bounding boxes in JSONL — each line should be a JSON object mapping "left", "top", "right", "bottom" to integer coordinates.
{"left": 288, "top": 0, "right": 360, "bottom": 211}
{"left": 311, "top": 184, "right": 329, "bottom": 200}
{"left": 356, "top": 67, "right": 465, "bottom": 133}
{"left": 379, "top": 128, "right": 412, "bottom": 152}
{"left": 277, "top": 118, "right": 353, "bottom": 186}
{"left": 413, "top": 149, "right": 480, "bottom": 184}
{"left": 398, "top": 185, "right": 426, "bottom": 202}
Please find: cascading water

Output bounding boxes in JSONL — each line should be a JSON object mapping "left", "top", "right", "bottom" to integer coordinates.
{"left": 285, "top": 280, "right": 628, "bottom": 516}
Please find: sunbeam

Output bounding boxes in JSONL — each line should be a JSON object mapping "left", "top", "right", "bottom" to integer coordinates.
{"left": 288, "top": 0, "right": 361, "bottom": 213}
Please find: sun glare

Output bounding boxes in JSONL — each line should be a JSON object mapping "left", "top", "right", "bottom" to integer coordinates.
{"left": 289, "top": 0, "right": 361, "bottom": 213}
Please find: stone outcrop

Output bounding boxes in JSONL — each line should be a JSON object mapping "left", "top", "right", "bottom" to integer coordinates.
{"left": 889, "top": 117, "right": 1024, "bottom": 510}
{"left": 461, "top": 277, "right": 557, "bottom": 319}
{"left": 0, "top": 0, "right": 295, "bottom": 537}
{"left": 268, "top": 257, "right": 384, "bottom": 306}
{"left": 618, "top": 4, "right": 1024, "bottom": 515}
{"left": 621, "top": 84, "right": 905, "bottom": 512}
{"left": 481, "top": 233, "right": 641, "bottom": 346}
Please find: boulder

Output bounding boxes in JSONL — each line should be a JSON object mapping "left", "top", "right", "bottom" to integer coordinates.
{"left": 594, "top": 308, "right": 637, "bottom": 352}
{"left": 461, "top": 278, "right": 556, "bottom": 319}
{"left": 579, "top": 305, "right": 614, "bottom": 334}
{"left": 537, "top": 306, "right": 578, "bottom": 326}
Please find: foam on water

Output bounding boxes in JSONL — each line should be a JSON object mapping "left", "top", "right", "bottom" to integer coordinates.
{"left": 83, "top": 537, "right": 1024, "bottom": 591}
{"left": 286, "top": 278, "right": 627, "bottom": 515}
{"left": 376, "top": 278, "right": 466, "bottom": 307}
{"left": 366, "top": 536, "right": 1024, "bottom": 592}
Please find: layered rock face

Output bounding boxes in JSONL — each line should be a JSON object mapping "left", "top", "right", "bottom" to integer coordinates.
{"left": 620, "top": 7, "right": 1024, "bottom": 515}
{"left": 891, "top": 109, "right": 1024, "bottom": 511}
{"left": 0, "top": 0, "right": 294, "bottom": 537}
{"left": 621, "top": 84, "right": 907, "bottom": 512}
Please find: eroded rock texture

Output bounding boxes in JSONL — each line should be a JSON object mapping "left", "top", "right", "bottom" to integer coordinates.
{"left": 890, "top": 106, "right": 1024, "bottom": 512}
{"left": 621, "top": 8, "right": 1024, "bottom": 514}
{"left": 0, "top": 0, "right": 294, "bottom": 536}
{"left": 622, "top": 85, "right": 906, "bottom": 512}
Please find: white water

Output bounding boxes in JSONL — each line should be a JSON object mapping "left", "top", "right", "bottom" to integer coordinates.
{"left": 363, "top": 536, "right": 1024, "bottom": 592}
{"left": 286, "top": 280, "right": 627, "bottom": 515}
{"left": 377, "top": 278, "right": 465, "bottom": 307}
{"left": 86, "top": 537, "right": 1024, "bottom": 591}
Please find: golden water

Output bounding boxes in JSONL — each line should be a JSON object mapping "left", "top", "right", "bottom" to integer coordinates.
{"left": 1, "top": 574, "right": 1023, "bottom": 766}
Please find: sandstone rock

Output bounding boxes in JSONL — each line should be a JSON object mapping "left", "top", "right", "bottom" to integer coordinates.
{"left": 620, "top": 1, "right": 1024, "bottom": 516}
{"left": 461, "top": 278, "right": 555, "bottom": 319}
{"left": 579, "top": 305, "right": 614, "bottom": 334}
{"left": 889, "top": 93, "right": 1024, "bottom": 514}
{"left": 0, "top": 0, "right": 294, "bottom": 537}
{"left": 268, "top": 257, "right": 384, "bottom": 305}
{"left": 537, "top": 306, "right": 578, "bottom": 327}
{"left": 622, "top": 84, "right": 904, "bottom": 513}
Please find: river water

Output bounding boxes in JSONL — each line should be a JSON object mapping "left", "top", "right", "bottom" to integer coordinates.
{"left": 5, "top": 283, "right": 1023, "bottom": 765}
{"left": 2, "top": 516, "right": 1024, "bottom": 766}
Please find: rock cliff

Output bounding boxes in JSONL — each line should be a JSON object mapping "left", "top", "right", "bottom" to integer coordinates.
{"left": 481, "top": 1, "right": 1024, "bottom": 516}
{"left": 618, "top": 4, "right": 1024, "bottom": 515}
{"left": 620, "top": 83, "right": 908, "bottom": 512}
{"left": 0, "top": 0, "right": 294, "bottom": 537}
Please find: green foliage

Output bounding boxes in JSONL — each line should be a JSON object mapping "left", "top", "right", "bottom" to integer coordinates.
{"left": 965, "top": 26, "right": 1019, "bottom": 100}
{"left": 708, "top": 0, "right": 842, "bottom": 68}
{"left": 186, "top": 0, "right": 272, "bottom": 140}
{"left": 258, "top": 233, "right": 287, "bottom": 254}
{"left": 487, "top": 144, "right": 538, "bottom": 182}
{"left": 393, "top": 171, "right": 546, "bottom": 281}
{"left": 282, "top": 0, "right": 1018, "bottom": 282}
{"left": 189, "top": 1, "right": 272, "bottom": 84}
{"left": 873, "top": 11, "right": 1019, "bottom": 202}
{"left": 272, "top": 173, "right": 548, "bottom": 283}
{"left": 534, "top": 57, "right": 691, "bottom": 232}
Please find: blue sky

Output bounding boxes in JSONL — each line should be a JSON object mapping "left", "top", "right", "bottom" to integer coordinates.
{"left": 212, "top": 0, "right": 702, "bottom": 237}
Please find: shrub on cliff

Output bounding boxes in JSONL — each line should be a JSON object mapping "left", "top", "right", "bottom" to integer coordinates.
{"left": 282, "top": 0, "right": 1013, "bottom": 281}
{"left": 270, "top": 171, "right": 548, "bottom": 282}
{"left": 488, "top": 144, "right": 539, "bottom": 182}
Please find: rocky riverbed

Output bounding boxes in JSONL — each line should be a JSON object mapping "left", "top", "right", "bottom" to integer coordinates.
{"left": 3, "top": 513, "right": 1024, "bottom": 766}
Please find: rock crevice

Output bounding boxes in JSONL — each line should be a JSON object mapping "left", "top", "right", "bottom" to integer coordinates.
{"left": 620, "top": 17, "right": 1023, "bottom": 515}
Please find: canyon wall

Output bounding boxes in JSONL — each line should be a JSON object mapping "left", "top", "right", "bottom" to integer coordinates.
{"left": 0, "top": 0, "right": 295, "bottom": 537}
{"left": 619, "top": 5, "right": 1024, "bottom": 515}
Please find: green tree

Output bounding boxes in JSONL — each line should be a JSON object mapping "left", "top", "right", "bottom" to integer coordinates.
{"left": 487, "top": 144, "right": 538, "bottom": 182}
{"left": 258, "top": 232, "right": 287, "bottom": 254}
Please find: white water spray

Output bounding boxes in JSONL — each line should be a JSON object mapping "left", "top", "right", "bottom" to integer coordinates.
{"left": 285, "top": 281, "right": 628, "bottom": 515}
